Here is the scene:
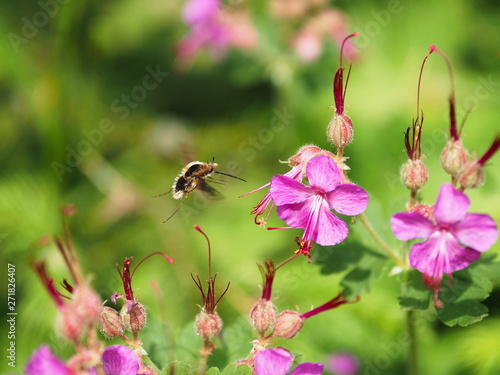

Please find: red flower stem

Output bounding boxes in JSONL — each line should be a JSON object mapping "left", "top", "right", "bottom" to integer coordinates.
{"left": 275, "top": 253, "right": 301, "bottom": 271}
{"left": 300, "top": 294, "right": 350, "bottom": 319}
{"left": 478, "top": 136, "right": 500, "bottom": 166}
{"left": 416, "top": 45, "right": 436, "bottom": 119}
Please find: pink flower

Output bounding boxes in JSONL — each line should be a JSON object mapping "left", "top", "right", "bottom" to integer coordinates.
{"left": 327, "top": 352, "right": 359, "bottom": 375}
{"left": 255, "top": 348, "right": 323, "bottom": 375}
{"left": 182, "top": 0, "right": 219, "bottom": 25}
{"left": 270, "top": 155, "right": 369, "bottom": 252}
{"left": 177, "top": 0, "right": 257, "bottom": 65}
{"left": 26, "top": 346, "right": 69, "bottom": 375}
{"left": 391, "top": 183, "right": 498, "bottom": 307}
{"left": 177, "top": 0, "right": 231, "bottom": 62}
{"left": 26, "top": 345, "right": 141, "bottom": 375}
{"left": 97, "top": 345, "right": 140, "bottom": 375}
{"left": 243, "top": 145, "right": 333, "bottom": 226}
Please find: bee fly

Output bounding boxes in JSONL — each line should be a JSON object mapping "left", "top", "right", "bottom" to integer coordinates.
{"left": 154, "top": 159, "right": 246, "bottom": 222}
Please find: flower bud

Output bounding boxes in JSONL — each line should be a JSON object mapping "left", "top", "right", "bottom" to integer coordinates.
{"left": 195, "top": 309, "right": 222, "bottom": 341}
{"left": 410, "top": 204, "right": 434, "bottom": 219}
{"left": 441, "top": 139, "right": 468, "bottom": 176}
{"left": 59, "top": 303, "right": 85, "bottom": 342}
{"left": 98, "top": 306, "right": 124, "bottom": 338}
{"left": 272, "top": 310, "right": 304, "bottom": 340}
{"left": 288, "top": 145, "right": 324, "bottom": 167}
{"left": 457, "top": 161, "right": 484, "bottom": 190}
{"left": 327, "top": 113, "right": 354, "bottom": 148}
{"left": 121, "top": 301, "right": 147, "bottom": 332}
{"left": 249, "top": 299, "right": 277, "bottom": 334}
{"left": 400, "top": 159, "right": 428, "bottom": 191}
{"left": 72, "top": 283, "right": 102, "bottom": 324}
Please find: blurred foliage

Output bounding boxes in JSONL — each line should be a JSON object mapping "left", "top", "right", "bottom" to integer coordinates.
{"left": 0, "top": 0, "right": 499, "bottom": 374}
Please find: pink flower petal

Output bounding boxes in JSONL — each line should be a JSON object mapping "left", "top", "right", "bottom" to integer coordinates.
{"left": 276, "top": 201, "right": 310, "bottom": 229}
{"left": 182, "top": 0, "right": 220, "bottom": 25}
{"left": 434, "top": 183, "right": 470, "bottom": 224}
{"left": 305, "top": 155, "right": 341, "bottom": 193}
{"left": 314, "top": 200, "right": 349, "bottom": 245}
{"left": 289, "top": 362, "right": 324, "bottom": 375}
{"left": 453, "top": 213, "right": 498, "bottom": 251}
{"left": 101, "top": 345, "right": 140, "bottom": 375}
{"left": 277, "top": 198, "right": 348, "bottom": 246}
{"left": 410, "top": 233, "right": 480, "bottom": 276}
{"left": 270, "top": 175, "right": 313, "bottom": 206}
{"left": 391, "top": 213, "right": 435, "bottom": 241}
{"left": 26, "top": 346, "right": 69, "bottom": 375}
{"left": 327, "top": 184, "right": 369, "bottom": 216}
{"left": 255, "top": 348, "right": 293, "bottom": 375}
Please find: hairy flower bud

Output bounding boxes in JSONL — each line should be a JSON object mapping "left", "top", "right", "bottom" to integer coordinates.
{"left": 400, "top": 159, "right": 428, "bottom": 191}
{"left": 249, "top": 299, "right": 277, "bottom": 334}
{"left": 59, "top": 304, "right": 85, "bottom": 342}
{"left": 410, "top": 204, "right": 434, "bottom": 219}
{"left": 98, "top": 306, "right": 124, "bottom": 338}
{"left": 441, "top": 139, "right": 468, "bottom": 176}
{"left": 195, "top": 309, "right": 222, "bottom": 341}
{"left": 272, "top": 310, "right": 304, "bottom": 340}
{"left": 72, "top": 283, "right": 102, "bottom": 324}
{"left": 327, "top": 113, "right": 354, "bottom": 148}
{"left": 457, "top": 161, "right": 484, "bottom": 190}
{"left": 287, "top": 144, "right": 324, "bottom": 167}
{"left": 121, "top": 301, "right": 147, "bottom": 332}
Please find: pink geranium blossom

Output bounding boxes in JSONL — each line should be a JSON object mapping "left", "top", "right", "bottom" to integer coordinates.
{"left": 26, "top": 346, "right": 69, "bottom": 375}
{"left": 177, "top": 0, "right": 257, "bottom": 65}
{"left": 391, "top": 183, "right": 498, "bottom": 307}
{"left": 255, "top": 348, "right": 323, "bottom": 375}
{"left": 26, "top": 345, "right": 141, "bottom": 375}
{"left": 269, "top": 155, "right": 369, "bottom": 254}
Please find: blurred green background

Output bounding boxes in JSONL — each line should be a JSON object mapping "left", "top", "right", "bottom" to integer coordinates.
{"left": 0, "top": 0, "right": 499, "bottom": 374}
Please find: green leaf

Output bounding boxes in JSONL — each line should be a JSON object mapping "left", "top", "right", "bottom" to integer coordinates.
{"left": 436, "top": 254, "right": 500, "bottom": 327}
{"left": 206, "top": 368, "right": 221, "bottom": 375}
{"left": 221, "top": 363, "right": 252, "bottom": 375}
{"left": 398, "top": 270, "right": 431, "bottom": 311}
{"left": 398, "top": 255, "right": 500, "bottom": 327}
{"left": 223, "top": 316, "right": 254, "bottom": 362}
{"left": 315, "top": 239, "right": 390, "bottom": 299}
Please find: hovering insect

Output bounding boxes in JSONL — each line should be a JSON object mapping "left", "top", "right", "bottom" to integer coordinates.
{"left": 154, "top": 159, "right": 246, "bottom": 223}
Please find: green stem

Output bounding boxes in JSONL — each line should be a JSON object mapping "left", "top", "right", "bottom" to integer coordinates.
{"left": 406, "top": 309, "right": 419, "bottom": 375}
{"left": 358, "top": 213, "right": 407, "bottom": 269}
{"left": 142, "top": 355, "right": 161, "bottom": 374}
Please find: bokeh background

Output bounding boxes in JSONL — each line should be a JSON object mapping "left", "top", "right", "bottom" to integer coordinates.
{"left": 0, "top": 0, "right": 499, "bottom": 374}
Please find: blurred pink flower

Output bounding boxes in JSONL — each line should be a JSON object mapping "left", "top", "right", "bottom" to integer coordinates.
{"left": 291, "top": 9, "right": 358, "bottom": 62}
{"left": 26, "top": 345, "right": 140, "bottom": 375}
{"left": 255, "top": 348, "right": 323, "bottom": 375}
{"left": 177, "top": 0, "right": 257, "bottom": 65}
{"left": 391, "top": 183, "right": 498, "bottom": 307}
{"left": 182, "top": 0, "right": 219, "bottom": 25}
{"left": 327, "top": 352, "right": 359, "bottom": 375}
{"left": 26, "top": 346, "right": 69, "bottom": 375}
{"left": 292, "top": 29, "right": 322, "bottom": 62}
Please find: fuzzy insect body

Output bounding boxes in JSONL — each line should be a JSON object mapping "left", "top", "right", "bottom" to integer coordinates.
{"left": 154, "top": 159, "right": 245, "bottom": 223}
{"left": 172, "top": 161, "right": 218, "bottom": 199}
